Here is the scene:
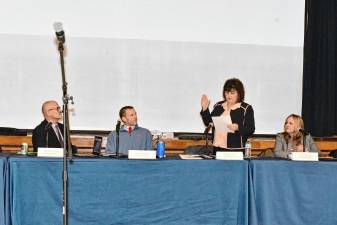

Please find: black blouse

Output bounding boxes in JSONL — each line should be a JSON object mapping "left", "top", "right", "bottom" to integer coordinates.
{"left": 200, "top": 101, "right": 255, "bottom": 149}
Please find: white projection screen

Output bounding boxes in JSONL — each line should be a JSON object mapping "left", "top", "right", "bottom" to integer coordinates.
{"left": 0, "top": 0, "right": 304, "bottom": 134}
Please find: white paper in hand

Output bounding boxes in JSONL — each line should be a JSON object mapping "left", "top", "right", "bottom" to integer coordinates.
{"left": 212, "top": 115, "right": 234, "bottom": 133}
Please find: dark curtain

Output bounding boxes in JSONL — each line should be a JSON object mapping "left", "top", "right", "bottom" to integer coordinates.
{"left": 302, "top": 0, "right": 337, "bottom": 137}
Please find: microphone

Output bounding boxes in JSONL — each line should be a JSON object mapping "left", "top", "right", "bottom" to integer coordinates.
{"left": 204, "top": 123, "right": 213, "bottom": 134}
{"left": 53, "top": 22, "right": 65, "bottom": 43}
{"left": 299, "top": 129, "right": 309, "bottom": 135}
{"left": 299, "top": 129, "right": 309, "bottom": 152}
{"left": 115, "top": 120, "right": 122, "bottom": 157}
{"left": 116, "top": 120, "right": 121, "bottom": 133}
{"left": 45, "top": 122, "right": 52, "bottom": 148}
{"left": 44, "top": 122, "right": 52, "bottom": 131}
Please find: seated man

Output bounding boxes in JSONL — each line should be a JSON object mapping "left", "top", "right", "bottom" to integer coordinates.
{"left": 106, "top": 106, "right": 152, "bottom": 155}
{"left": 32, "top": 100, "right": 76, "bottom": 152}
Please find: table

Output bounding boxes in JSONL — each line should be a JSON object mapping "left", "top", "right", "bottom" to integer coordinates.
{"left": 4, "top": 156, "right": 337, "bottom": 225}
{"left": 8, "top": 157, "right": 249, "bottom": 225}
{"left": 250, "top": 160, "right": 337, "bottom": 225}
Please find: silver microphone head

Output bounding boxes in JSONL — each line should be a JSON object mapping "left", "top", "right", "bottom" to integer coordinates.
{"left": 53, "top": 22, "right": 63, "bottom": 33}
{"left": 53, "top": 22, "right": 65, "bottom": 43}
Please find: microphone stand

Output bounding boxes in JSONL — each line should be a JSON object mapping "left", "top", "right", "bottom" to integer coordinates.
{"left": 116, "top": 128, "right": 120, "bottom": 157}
{"left": 45, "top": 122, "right": 52, "bottom": 147}
{"left": 46, "top": 132, "right": 49, "bottom": 148}
{"left": 300, "top": 129, "right": 308, "bottom": 152}
{"left": 303, "top": 133, "right": 307, "bottom": 152}
{"left": 204, "top": 124, "right": 213, "bottom": 155}
{"left": 57, "top": 36, "right": 74, "bottom": 225}
{"left": 112, "top": 121, "right": 121, "bottom": 158}
{"left": 205, "top": 130, "right": 210, "bottom": 149}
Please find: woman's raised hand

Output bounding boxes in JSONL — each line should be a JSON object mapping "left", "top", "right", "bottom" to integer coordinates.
{"left": 201, "top": 94, "right": 210, "bottom": 111}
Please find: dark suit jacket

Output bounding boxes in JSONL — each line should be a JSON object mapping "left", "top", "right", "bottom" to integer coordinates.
{"left": 32, "top": 120, "right": 77, "bottom": 152}
{"left": 32, "top": 120, "right": 63, "bottom": 151}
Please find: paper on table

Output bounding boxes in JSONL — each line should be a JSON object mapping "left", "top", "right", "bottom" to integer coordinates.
{"left": 212, "top": 115, "right": 234, "bottom": 133}
{"left": 179, "top": 154, "right": 203, "bottom": 160}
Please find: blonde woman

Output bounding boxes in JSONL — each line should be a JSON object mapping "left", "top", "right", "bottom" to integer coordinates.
{"left": 274, "top": 114, "right": 319, "bottom": 158}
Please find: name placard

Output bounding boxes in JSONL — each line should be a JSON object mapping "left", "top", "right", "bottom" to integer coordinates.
{"left": 216, "top": 151, "right": 243, "bottom": 160}
{"left": 289, "top": 152, "right": 318, "bottom": 161}
{"left": 37, "top": 147, "right": 63, "bottom": 158}
{"left": 128, "top": 150, "right": 156, "bottom": 160}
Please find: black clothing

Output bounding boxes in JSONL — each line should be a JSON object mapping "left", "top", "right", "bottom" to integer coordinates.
{"left": 200, "top": 101, "right": 255, "bottom": 150}
{"left": 32, "top": 120, "right": 76, "bottom": 152}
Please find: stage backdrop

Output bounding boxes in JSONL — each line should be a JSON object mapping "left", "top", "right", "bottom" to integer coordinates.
{"left": 0, "top": 0, "right": 304, "bottom": 133}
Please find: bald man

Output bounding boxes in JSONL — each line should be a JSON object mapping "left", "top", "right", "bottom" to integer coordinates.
{"left": 32, "top": 100, "right": 74, "bottom": 152}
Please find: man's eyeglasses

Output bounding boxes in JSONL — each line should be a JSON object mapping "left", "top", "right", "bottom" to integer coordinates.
{"left": 48, "top": 107, "right": 61, "bottom": 112}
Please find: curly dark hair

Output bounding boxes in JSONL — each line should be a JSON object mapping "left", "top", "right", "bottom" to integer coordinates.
{"left": 223, "top": 78, "right": 245, "bottom": 102}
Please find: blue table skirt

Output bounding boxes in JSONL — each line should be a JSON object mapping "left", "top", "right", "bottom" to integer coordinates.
{"left": 0, "top": 156, "right": 7, "bottom": 225}
{"left": 8, "top": 157, "right": 249, "bottom": 225}
{"left": 3, "top": 157, "right": 337, "bottom": 225}
{"left": 250, "top": 160, "right": 337, "bottom": 225}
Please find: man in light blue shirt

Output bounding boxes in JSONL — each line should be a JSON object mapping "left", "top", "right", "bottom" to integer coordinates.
{"left": 106, "top": 106, "right": 153, "bottom": 155}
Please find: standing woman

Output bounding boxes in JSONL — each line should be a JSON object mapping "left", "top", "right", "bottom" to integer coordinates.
{"left": 200, "top": 78, "right": 255, "bottom": 153}
{"left": 274, "top": 114, "right": 319, "bottom": 158}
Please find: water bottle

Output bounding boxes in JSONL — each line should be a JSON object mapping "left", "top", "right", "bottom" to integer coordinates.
{"left": 156, "top": 135, "right": 165, "bottom": 159}
{"left": 245, "top": 139, "right": 251, "bottom": 158}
